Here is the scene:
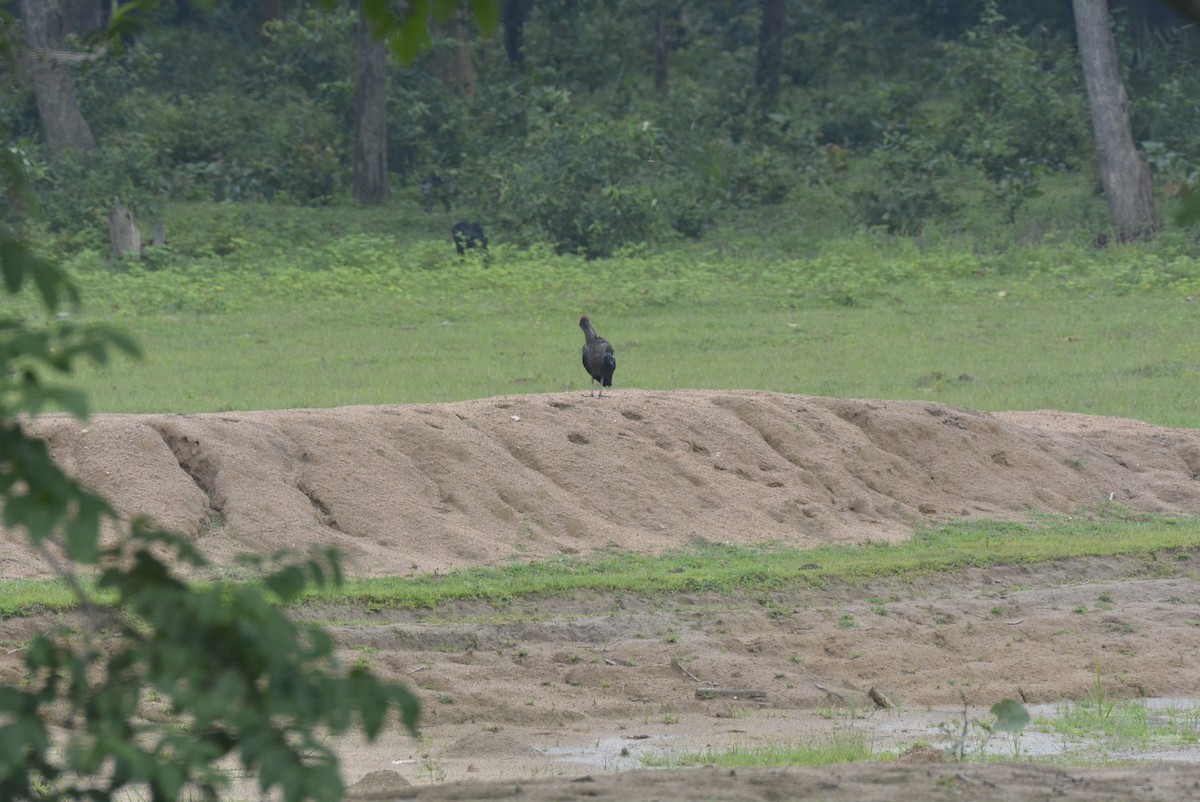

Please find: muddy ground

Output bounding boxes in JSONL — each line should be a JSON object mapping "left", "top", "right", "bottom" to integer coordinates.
{"left": 4, "top": 391, "right": 1200, "bottom": 800}
{"left": 325, "top": 554, "right": 1200, "bottom": 800}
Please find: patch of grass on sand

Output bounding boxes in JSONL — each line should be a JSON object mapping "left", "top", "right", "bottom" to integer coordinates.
{"left": 2, "top": 510, "right": 1195, "bottom": 616}
{"left": 0, "top": 578, "right": 89, "bottom": 616}
{"left": 639, "top": 731, "right": 880, "bottom": 768}
{"left": 297, "top": 509, "right": 1198, "bottom": 610}
{"left": 1033, "top": 671, "right": 1200, "bottom": 760}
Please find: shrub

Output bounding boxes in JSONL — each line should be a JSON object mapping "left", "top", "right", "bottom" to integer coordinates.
{"left": 937, "top": 2, "right": 1088, "bottom": 206}
{"left": 465, "top": 98, "right": 674, "bottom": 257}
{"left": 27, "top": 138, "right": 165, "bottom": 257}
{"left": 852, "top": 131, "right": 957, "bottom": 234}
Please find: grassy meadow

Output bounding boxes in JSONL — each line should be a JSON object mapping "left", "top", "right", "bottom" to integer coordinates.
{"left": 41, "top": 199, "right": 1200, "bottom": 427}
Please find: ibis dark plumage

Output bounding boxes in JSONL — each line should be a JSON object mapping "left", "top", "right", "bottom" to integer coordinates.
{"left": 579, "top": 315, "right": 616, "bottom": 396}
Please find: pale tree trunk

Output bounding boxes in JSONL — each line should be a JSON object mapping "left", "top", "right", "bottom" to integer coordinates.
{"left": 756, "top": 0, "right": 785, "bottom": 109}
{"left": 353, "top": 3, "right": 389, "bottom": 205}
{"left": 452, "top": 10, "right": 478, "bottom": 97}
{"left": 1071, "top": 0, "right": 1160, "bottom": 239}
{"left": 21, "top": 0, "right": 97, "bottom": 153}
{"left": 108, "top": 197, "right": 142, "bottom": 259}
{"left": 430, "top": 11, "right": 477, "bottom": 95}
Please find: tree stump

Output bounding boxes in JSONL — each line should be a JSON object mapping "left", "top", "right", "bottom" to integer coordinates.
{"left": 149, "top": 220, "right": 167, "bottom": 248}
{"left": 108, "top": 197, "right": 142, "bottom": 259}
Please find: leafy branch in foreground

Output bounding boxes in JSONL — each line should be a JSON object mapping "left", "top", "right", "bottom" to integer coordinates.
{"left": 2, "top": 526, "right": 419, "bottom": 802}
{"left": 0, "top": 64, "right": 418, "bottom": 802}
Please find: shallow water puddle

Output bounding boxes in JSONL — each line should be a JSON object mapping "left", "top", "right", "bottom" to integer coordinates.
{"left": 537, "top": 698, "right": 1200, "bottom": 770}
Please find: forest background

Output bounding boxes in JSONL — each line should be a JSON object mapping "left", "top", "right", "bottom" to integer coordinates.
{"left": 8, "top": 0, "right": 1200, "bottom": 262}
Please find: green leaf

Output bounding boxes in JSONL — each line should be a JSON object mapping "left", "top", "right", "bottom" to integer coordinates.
{"left": 29, "top": 254, "right": 79, "bottom": 311}
{"left": 388, "top": 20, "right": 432, "bottom": 65}
{"left": 392, "top": 684, "right": 422, "bottom": 735}
{"left": 41, "top": 386, "right": 91, "bottom": 419}
{"left": 64, "top": 493, "right": 108, "bottom": 564}
{"left": 150, "top": 755, "right": 185, "bottom": 802}
{"left": 990, "top": 699, "right": 1030, "bottom": 732}
{"left": 96, "top": 325, "right": 145, "bottom": 361}
{"left": 0, "top": 686, "right": 24, "bottom": 710}
{"left": 5, "top": 495, "right": 59, "bottom": 544}
{"left": 1176, "top": 190, "right": 1200, "bottom": 226}
{"left": 350, "top": 669, "right": 387, "bottom": 738}
{"left": 264, "top": 564, "right": 306, "bottom": 602}
{"left": 0, "top": 718, "right": 49, "bottom": 775}
{"left": 468, "top": 0, "right": 498, "bottom": 32}
{"left": 430, "top": 0, "right": 457, "bottom": 24}
{"left": 0, "top": 237, "right": 30, "bottom": 294}
{"left": 101, "top": 0, "right": 156, "bottom": 47}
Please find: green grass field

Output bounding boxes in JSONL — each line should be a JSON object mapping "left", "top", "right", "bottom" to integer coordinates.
{"left": 67, "top": 289, "right": 1200, "bottom": 424}
{"left": 47, "top": 202, "right": 1200, "bottom": 426}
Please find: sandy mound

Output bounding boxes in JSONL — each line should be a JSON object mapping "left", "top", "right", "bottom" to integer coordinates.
{"left": 6, "top": 390, "right": 1200, "bottom": 579}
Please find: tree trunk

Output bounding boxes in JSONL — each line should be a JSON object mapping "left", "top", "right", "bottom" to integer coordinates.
{"left": 260, "top": 0, "right": 284, "bottom": 25}
{"left": 1126, "top": 0, "right": 1192, "bottom": 31}
{"left": 452, "top": 9, "right": 478, "bottom": 97}
{"left": 21, "top": 0, "right": 97, "bottom": 153}
{"left": 174, "top": 1, "right": 197, "bottom": 24}
{"left": 756, "top": 0, "right": 785, "bottom": 109}
{"left": 353, "top": 3, "right": 389, "bottom": 205}
{"left": 502, "top": 0, "right": 526, "bottom": 69}
{"left": 62, "top": 0, "right": 106, "bottom": 36}
{"left": 652, "top": 1, "right": 667, "bottom": 95}
{"left": 1071, "top": 0, "right": 1160, "bottom": 239}
{"left": 1157, "top": 1, "right": 1200, "bottom": 24}
{"left": 108, "top": 197, "right": 142, "bottom": 259}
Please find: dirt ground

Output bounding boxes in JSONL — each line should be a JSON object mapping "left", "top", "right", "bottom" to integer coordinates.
{"left": 5, "top": 390, "right": 1200, "bottom": 801}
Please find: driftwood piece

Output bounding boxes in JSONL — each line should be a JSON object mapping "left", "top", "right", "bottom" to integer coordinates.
{"left": 814, "top": 683, "right": 845, "bottom": 700}
{"left": 672, "top": 656, "right": 703, "bottom": 683}
{"left": 108, "top": 197, "right": 142, "bottom": 259}
{"left": 868, "top": 686, "right": 893, "bottom": 709}
{"left": 694, "top": 688, "right": 767, "bottom": 700}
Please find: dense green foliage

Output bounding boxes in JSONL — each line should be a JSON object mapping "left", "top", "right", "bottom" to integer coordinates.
{"left": 5, "top": 0, "right": 1200, "bottom": 259}
{"left": 1, "top": 538, "right": 420, "bottom": 802}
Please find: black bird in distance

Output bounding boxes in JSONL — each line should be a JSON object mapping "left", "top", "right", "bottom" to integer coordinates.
{"left": 451, "top": 220, "right": 487, "bottom": 255}
{"left": 579, "top": 315, "right": 616, "bottom": 397}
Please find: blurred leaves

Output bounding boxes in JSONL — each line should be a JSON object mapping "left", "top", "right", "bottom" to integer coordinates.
{"left": 1177, "top": 191, "right": 1200, "bottom": 226}
{"left": 1, "top": 542, "right": 420, "bottom": 802}
{"left": 990, "top": 699, "right": 1031, "bottom": 733}
{"left": 330, "top": 0, "right": 498, "bottom": 64}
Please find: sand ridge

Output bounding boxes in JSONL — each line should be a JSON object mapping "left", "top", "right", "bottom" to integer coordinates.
{"left": 7, "top": 390, "right": 1200, "bottom": 579}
